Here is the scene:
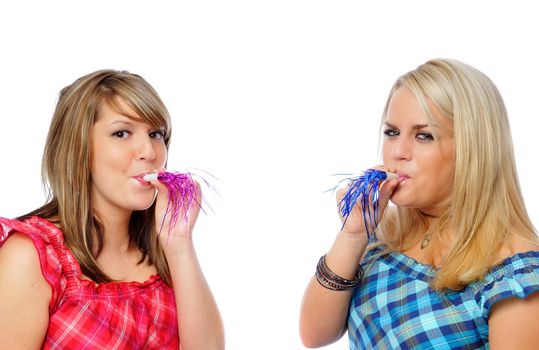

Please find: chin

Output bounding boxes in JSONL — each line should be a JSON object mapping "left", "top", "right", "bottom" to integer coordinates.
{"left": 389, "top": 192, "right": 420, "bottom": 208}
{"left": 130, "top": 204, "right": 153, "bottom": 211}
{"left": 125, "top": 195, "right": 157, "bottom": 211}
{"left": 134, "top": 200, "right": 156, "bottom": 211}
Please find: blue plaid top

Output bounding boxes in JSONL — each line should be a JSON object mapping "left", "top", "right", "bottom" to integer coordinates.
{"left": 348, "top": 248, "right": 539, "bottom": 349}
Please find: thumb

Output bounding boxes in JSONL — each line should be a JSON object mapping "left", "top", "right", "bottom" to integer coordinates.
{"left": 378, "top": 178, "right": 399, "bottom": 213}
{"left": 144, "top": 171, "right": 169, "bottom": 210}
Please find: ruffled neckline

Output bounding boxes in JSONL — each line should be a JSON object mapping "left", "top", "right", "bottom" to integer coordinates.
{"left": 30, "top": 216, "right": 164, "bottom": 296}
{"left": 368, "top": 245, "right": 539, "bottom": 284}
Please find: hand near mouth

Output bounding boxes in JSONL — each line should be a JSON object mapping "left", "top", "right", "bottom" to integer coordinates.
{"left": 337, "top": 166, "right": 399, "bottom": 240}
{"left": 144, "top": 168, "right": 202, "bottom": 246}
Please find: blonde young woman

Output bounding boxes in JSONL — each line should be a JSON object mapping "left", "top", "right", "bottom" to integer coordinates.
{"left": 300, "top": 59, "right": 539, "bottom": 349}
{"left": 0, "top": 70, "right": 224, "bottom": 349}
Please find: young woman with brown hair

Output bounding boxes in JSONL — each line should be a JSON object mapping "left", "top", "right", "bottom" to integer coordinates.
{"left": 0, "top": 70, "right": 224, "bottom": 349}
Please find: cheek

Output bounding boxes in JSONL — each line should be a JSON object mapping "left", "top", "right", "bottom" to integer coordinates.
{"left": 423, "top": 158, "right": 454, "bottom": 197}
{"left": 157, "top": 144, "right": 168, "bottom": 166}
{"left": 91, "top": 140, "right": 130, "bottom": 177}
{"left": 419, "top": 147, "right": 446, "bottom": 169}
{"left": 437, "top": 148, "right": 455, "bottom": 184}
{"left": 381, "top": 142, "right": 391, "bottom": 163}
{"left": 438, "top": 164, "right": 455, "bottom": 193}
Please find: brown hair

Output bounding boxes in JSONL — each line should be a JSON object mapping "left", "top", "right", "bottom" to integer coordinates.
{"left": 20, "top": 70, "right": 173, "bottom": 284}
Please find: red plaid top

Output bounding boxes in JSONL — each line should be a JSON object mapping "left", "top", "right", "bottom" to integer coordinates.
{"left": 0, "top": 216, "right": 179, "bottom": 349}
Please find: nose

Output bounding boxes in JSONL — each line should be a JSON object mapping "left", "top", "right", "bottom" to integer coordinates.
{"left": 135, "top": 134, "right": 156, "bottom": 161}
{"left": 390, "top": 136, "right": 412, "bottom": 161}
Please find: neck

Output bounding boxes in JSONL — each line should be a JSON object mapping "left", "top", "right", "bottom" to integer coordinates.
{"left": 94, "top": 207, "right": 132, "bottom": 253}
{"left": 418, "top": 207, "right": 445, "bottom": 229}
{"left": 418, "top": 211, "right": 455, "bottom": 254}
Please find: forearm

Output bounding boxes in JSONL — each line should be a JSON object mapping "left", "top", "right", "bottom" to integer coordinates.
{"left": 166, "top": 242, "right": 224, "bottom": 350}
{"left": 300, "top": 230, "right": 368, "bottom": 347}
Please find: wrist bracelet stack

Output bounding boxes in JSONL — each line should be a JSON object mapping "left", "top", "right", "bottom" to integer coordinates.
{"left": 315, "top": 254, "right": 363, "bottom": 291}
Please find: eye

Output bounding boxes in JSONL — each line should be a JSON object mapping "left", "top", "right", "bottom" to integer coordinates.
{"left": 416, "top": 132, "right": 434, "bottom": 141}
{"left": 149, "top": 129, "right": 166, "bottom": 140}
{"left": 112, "top": 130, "right": 130, "bottom": 138}
{"left": 383, "top": 129, "right": 399, "bottom": 137}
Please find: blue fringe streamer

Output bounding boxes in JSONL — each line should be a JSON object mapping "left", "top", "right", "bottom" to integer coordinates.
{"left": 338, "top": 169, "right": 389, "bottom": 242}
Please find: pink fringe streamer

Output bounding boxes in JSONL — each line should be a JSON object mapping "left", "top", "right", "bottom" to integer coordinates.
{"left": 156, "top": 171, "right": 201, "bottom": 235}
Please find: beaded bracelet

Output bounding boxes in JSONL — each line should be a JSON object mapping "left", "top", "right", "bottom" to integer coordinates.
{"left": 315, "top": 255, "right": 363, "bottom": 291}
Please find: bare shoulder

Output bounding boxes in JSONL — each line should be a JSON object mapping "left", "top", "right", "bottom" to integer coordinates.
{"left": 489, "top": 290, "right": 539, "bottom": 349}
{"left": 0, "top": 232, "right": 52, "bottom": 297}
{"left": 1, "top": 232, "right": 45, "bottom": 264}
{"left": 497, "top": 232, "right": 539, "bottom": 261}
{"left": 488, "top": 232, "right": 539, "bottom": 348}
{"left": 0, "top": 232, "right": 51, "bottom": 348}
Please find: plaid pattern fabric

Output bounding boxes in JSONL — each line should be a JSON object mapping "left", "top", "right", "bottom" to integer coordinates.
{"left": 0, "top": 216, "right": 179, "bottom": 349}
{"left": 348, "top": 247, "right": 539, "bottom": 349}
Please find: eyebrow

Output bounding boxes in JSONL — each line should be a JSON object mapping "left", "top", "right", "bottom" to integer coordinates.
{"left": 384, "top": 121, "right": 431, "bottom": 130}
{"left": 109, "top": 116, "right": 145, "bottom": 126}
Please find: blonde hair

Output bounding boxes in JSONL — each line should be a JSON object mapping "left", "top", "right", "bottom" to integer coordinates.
{"left": 20, "top": 69, "right": 174, "bottom": 285}
{"left": 377, "top": 59, "right": 538, "bottom": 290}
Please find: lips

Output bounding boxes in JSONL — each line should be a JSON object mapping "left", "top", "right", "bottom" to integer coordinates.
{"left": 396, "top": 171, "right": 410, "bottom": 182}
{"left": 132, "top": 172, "right": 152, "bottom": 186}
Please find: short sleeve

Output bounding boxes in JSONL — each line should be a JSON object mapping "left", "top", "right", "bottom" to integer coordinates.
{"left": 0, "top": 216, "right": 66, "bottom": 312}
{"left": 474, "top": 251, "right": 539, "bottom": 319}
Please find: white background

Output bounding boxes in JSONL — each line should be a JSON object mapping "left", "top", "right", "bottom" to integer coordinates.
{"left": 1, "top": 1, "right": 538, "bottom": 349}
